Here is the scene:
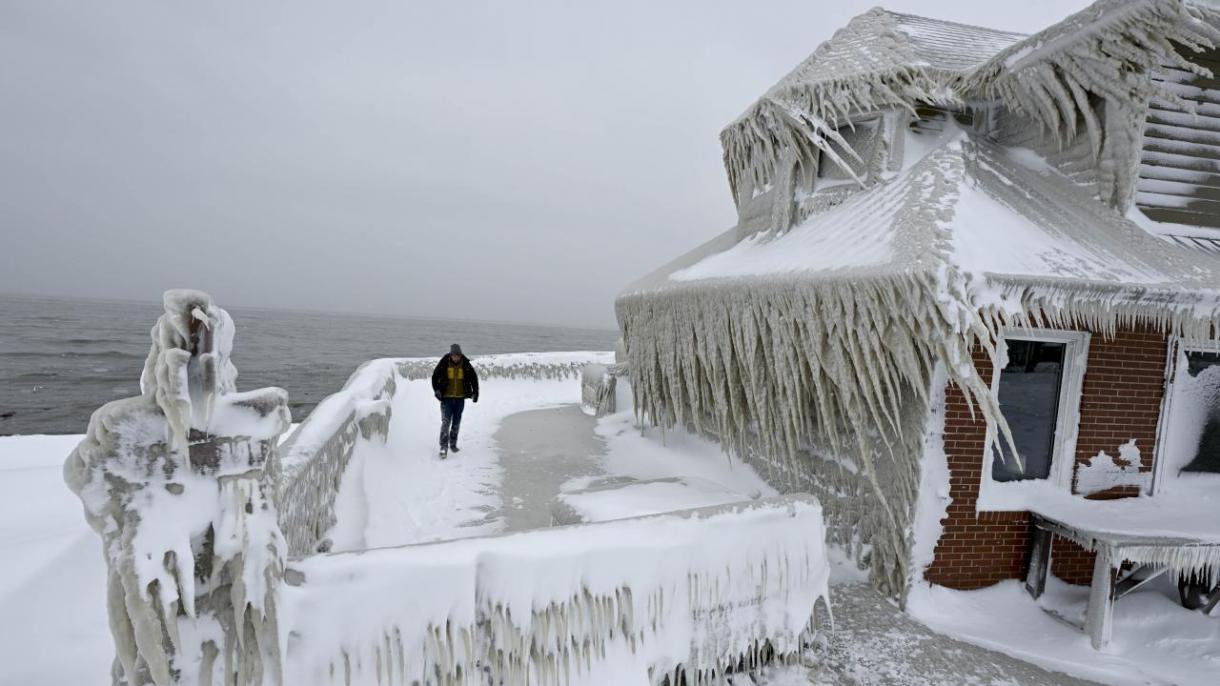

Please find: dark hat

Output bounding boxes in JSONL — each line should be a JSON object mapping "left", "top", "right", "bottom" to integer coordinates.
{"left": 449, "top": 343, "right": 462, "bottom": 356}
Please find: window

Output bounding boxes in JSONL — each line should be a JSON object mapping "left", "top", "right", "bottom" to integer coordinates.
{"left": 987, "top": 331, "right": 1089, "bottom": 487}
{"left": 1172, "top": 349, "right": 1220, "bottom": 475}
{"left": 816, "top": 117, "right": 882, "bottom": 183}
{"left": 992, "top": 340, "right": 1066, "bottom": 481}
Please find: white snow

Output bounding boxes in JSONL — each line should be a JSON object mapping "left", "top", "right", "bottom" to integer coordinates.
{"left": 558, "top": 478, "right": 753, "bottom": 523}
{"left": 1074, "top": 440, "right": 1151, "bottom": 496}
{"left": 0, "top": 434, "right": 111, "bottom": 684}
{"left": 1160, "top": 348, "right": 1220, "bottom": 478}
{"left": 908, "top": 577, "right": 1220, "bottom": 686}
{"left": 907, "top": 367, "right": 951, "bottom": 587}
{"left": 978, "top": 475, "right": 1220, "bottom": 545}
{"left": 593, "top": 396, "right": 777, "bottom": 501}
{"left": 361, "top": 374, "right": 583, "bottom": 547}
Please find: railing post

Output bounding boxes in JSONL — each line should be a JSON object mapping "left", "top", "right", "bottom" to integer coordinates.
{"left": 64, "top": 290, "right": 290, "bottom": 686}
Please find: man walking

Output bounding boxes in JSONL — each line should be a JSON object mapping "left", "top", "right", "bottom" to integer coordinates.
{"left": 431, "top": 344, "right": 478, "bottom": 458}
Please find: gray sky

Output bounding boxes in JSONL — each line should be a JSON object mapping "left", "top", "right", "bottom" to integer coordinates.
{"left": 0, "top": 0, "right": 1089, "bottom": 328}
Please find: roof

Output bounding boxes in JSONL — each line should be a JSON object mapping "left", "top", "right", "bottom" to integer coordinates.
{"left": 628, "top": 129, "right": 1220, "bottom": 312}
{"left": 721, "top": 0, "right": 1220, "bottom": 205}
{"left": 759, "top": 9, "right": 1025, "bottom": 104}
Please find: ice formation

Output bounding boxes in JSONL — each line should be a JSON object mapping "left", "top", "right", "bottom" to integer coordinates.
{"left": 619, "top": 0, "right": 1220, "bottom": 598}
{"left": 64, "top": 290, "right": 291, "bottom": 686}
{"left": 719, "top": 8, "right": 1024, "bottom": 204}
{"left": 281, "top": 496, "right": 829, "bottom": 686}
{"left": 969, "top": 0, "right": 1220, "bottom": 208}
{"left": 580, "top": 363, "right": 624, "bottom": 417}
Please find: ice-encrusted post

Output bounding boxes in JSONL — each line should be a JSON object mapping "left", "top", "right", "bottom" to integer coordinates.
{"left": 580, "top": 363, "right": 623, "bottom": 417}
{"left": 64, "top": 290, "right": 291, "bottom": 686}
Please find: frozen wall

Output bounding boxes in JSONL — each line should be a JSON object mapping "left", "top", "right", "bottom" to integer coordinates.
{"left": 281, "top": 495, "right": 829, "bottom": 685}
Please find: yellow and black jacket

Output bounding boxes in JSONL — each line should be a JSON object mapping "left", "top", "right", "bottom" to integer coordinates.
{"left": 431, "top": 355, "right": 479, "bottom": 400}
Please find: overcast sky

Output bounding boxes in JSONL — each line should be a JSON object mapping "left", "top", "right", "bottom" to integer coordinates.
{"left": 0, "top": 0, "right": 1090, "bottom": 328}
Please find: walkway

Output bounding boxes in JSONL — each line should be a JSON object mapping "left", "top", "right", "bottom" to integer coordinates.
{"left": 490, "top": 404, "right": 605, "bottom": 531}
{"left": 809, "top": 583, "right": 1099, "bottom": 685}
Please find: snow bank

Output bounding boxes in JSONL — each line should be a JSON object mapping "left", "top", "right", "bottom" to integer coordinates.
{"left": 282, "top": 496, "right": 830, "bottom": 685}
{"left": 908, "top": 578, "right": 1220, "bottom": 686}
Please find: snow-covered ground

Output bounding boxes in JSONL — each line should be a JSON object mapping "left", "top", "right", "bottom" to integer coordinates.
{"left": 0, "top": 434, "right": 111, "bottom": 684}
{"left": 908, "top": 577, "right": 1220, "bottom": 686}
{"left": 2, "top": 370, "right": 1218, "bottom": 684}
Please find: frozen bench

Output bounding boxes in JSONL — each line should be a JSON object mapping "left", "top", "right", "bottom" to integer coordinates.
{"left": 1024, "top": 507, "right": 1220, "bottom": 649}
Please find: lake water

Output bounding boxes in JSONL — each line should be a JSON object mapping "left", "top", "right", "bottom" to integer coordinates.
{"left": 0, "top": 294, "right": 618, "bottom": 435}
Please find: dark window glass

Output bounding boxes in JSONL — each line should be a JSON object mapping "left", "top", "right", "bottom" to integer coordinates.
{"left": 816, "top": 119, "right": 879, "bottom": 182}
{"left": 991, "top": 340, "right": 1066, "bottom": 482}
{"left": 1184, "top": 351, "right": 1220, "bottom": 474}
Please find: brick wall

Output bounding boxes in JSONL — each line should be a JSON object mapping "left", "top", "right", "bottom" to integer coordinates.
{"left": 924, "top": 327, "right": 1168, "bottom": 589}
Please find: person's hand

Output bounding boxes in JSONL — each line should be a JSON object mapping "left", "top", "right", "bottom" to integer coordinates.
{"left": 434, "top": 392, "right": 442, "bottom": 401}
{"left": 472, "top": 396, "right": 479, "bottom": 403}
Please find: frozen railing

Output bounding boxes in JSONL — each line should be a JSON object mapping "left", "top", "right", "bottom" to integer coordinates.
{"left": 396, "top": 351, "right": 609, "bottom": 383}
{"left": 281, "top": 495, "right": 830, "bottom": 685}
{"left": 278, "top": 359, "right": 400, "bottom": 556}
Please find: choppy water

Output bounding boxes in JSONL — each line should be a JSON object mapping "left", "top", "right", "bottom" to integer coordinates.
{"left": 0, "top": 294, "right": 618, "bottom": 435}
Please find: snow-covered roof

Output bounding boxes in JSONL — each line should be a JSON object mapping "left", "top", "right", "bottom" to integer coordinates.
{"left": 760, "top": 10, "right": 1024, "bottom": 102}
{"left": 635, "top": 130, "right": 1220, "bottom": 311}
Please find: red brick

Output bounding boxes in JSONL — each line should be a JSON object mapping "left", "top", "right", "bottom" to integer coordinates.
{"left": 925, "top": 326, "right": 1167, "bottom": 588}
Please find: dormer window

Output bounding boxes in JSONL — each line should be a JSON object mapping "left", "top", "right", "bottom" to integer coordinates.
{"left": 909, "top": 105, "right": 973, "bottom": 136}
{"left": 816, "top": 116, "right": 883, "bottom": 184}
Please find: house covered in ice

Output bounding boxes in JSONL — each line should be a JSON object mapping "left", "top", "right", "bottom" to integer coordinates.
{"left": 617, "top": 0, "right": 1220, "bottom": 618}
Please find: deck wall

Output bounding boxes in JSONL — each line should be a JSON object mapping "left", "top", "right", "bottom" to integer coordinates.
{"left": 925, "top": 326, "right": 1168, "bottom": 589}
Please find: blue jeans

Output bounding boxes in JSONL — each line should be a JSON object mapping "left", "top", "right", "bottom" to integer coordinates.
{"left": 439, "top": 397, "right": 465, "bottom": 448}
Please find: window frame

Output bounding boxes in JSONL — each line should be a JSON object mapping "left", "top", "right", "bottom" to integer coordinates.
{"left": 982, "top": 328, "right": 1091, "bottom": 491}
{"left": 1151, "top": 337, "right": 1220, "bottom": 493}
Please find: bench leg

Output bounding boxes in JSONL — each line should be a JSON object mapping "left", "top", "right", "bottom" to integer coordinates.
{"left": 1085, "top": 547, "right": 1116, "bottom": 650}
{"left": 1025, "top": 527, "right": 1052, "bottom": 599}
{"left": 1204, "top": 584, "right": 1220, "bottom": 616}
